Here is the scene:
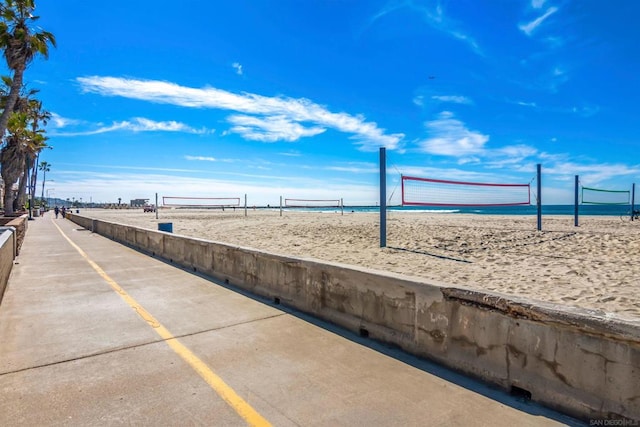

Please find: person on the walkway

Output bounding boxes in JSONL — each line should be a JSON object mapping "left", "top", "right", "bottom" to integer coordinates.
{"left": 61, "top": 206, "right": 66, "bottom": 218}
{"left": 54, "top": 206, "right": 59, "bottom": 218}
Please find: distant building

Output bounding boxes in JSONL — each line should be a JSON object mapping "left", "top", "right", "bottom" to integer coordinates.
{"left": 130, "top": 198, "right": 149, "bottom": 207}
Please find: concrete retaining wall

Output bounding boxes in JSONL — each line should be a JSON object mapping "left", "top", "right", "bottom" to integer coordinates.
{"left": 0, "top": 228, "right": 17, "bottom": 305}
{"left": 68, "top": 213, "right": 640, "bottom": 421}
{"left": 0, "top": 215, "right": 27, "bottom": 255}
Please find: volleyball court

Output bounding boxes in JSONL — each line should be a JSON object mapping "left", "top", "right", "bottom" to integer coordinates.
{"left": 392, "top": 169, "right": 637, "bottom": 262}
{"left": 386, "top": 169, "right": 562, "bottom": 261}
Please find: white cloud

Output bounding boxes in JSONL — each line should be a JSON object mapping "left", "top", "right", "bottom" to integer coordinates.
{"left": 325, "top": 162, "right": 378, "bottom": 174}
{"left": 232, "top": 62, "right": 243, "bottom": 75}
{"left": 544, "top": 162, "right": 640, "bottom": 186}
{"left": 531, "top": 0, "right": 546, "bottom": 9}
{"left": 495, "top": 145, "right": 538, "bottom": 159}
{"left": 519, "top": 7, "right": 558, "bottom": 36}
{"left": 128, "top": 117, "right": 208, "bottom": 133}
{"left": 227, "top": 114, "right": 326, "bottom": 142}
{"left": 542, "top": 35, "right": 565, "bottom": 48}
{"left": 431, "top": 95, "right": 473, "bottom": 105}
{"left": 77, "top": 76, "right": 404, "bottom": 150}
{"left": 409, "top": 2, "right": 482, "bottom": 55}
{"left": 419, "top": 111, "right": 489, "bottom": 156}
{"left": 484, "top": 145, "right": 539, "bottom": 169}
{"left": 50, "top": 117, "right": 211, "bottom": 137}
{"left": 278, "top": 150, "right": 302, "bottom": 157}
{"left": 49, "top": 112, "right": 81, "bottom": 128}
{"left": 417, "top": 114, "right": 540, "bottom": 169}
{"left": 185, "top": 155, "right": 216, "bottom": 162}
{"left": 552, "top": 66, "right": 565, "bottom": 77}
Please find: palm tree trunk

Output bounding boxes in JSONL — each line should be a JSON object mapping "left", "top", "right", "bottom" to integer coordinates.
{"left": 2, "top": 170, "right": 19, "bottom": 215}
{"left": 1, "top": 143, "right": 24, "bottom": 215}
{"left": 40, "top": 168, "right": 46, "bottom": 202}
{"left": 15, "top": 157, "right": 29, "bottom": 211}
{"left": 2, "top": 182, "right": 12, "bottom": 215}
{"left": 0, "top": 70, "right": 24, "bottom": 139}
{"left": 29, "top": 154, "right": 38, "bottom": 211}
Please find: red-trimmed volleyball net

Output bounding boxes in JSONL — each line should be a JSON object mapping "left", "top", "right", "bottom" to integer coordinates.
{"left": 162, "top": 196, "right": 241, "bottom": 208}
{"left": 401, "top": 176, "right": 531, "bottom": 207}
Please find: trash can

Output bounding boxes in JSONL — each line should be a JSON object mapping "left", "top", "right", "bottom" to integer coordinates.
{"left": 158, "top": 222, "right": 173, "bottom": 233}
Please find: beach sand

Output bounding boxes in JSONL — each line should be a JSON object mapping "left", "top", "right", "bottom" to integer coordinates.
{"left": 78, "top": 208, "right": 640, "bottom": 322}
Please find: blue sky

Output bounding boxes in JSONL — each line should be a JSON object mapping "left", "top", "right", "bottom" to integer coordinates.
{"left": 19, "top": 0, "right": 640, "bottom": 206}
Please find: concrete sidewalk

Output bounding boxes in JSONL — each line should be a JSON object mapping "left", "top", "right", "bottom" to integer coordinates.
{"left": 0, "top": 214, "right": 581, "bottom": 426}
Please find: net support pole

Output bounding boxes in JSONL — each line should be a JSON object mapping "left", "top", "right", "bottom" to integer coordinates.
{"left": 244, "top": 194, "right": 247, "bottom": 217}
{"left": 536, "top": 163, "right": 542, "bottom": 231}
{"left": 155, "top": 193, "right": 159, "bottom": 220}
{"left": 280, "top": 196, "right": 283, "bottom": 217}
{"left": 632, "top": 183, "right": 636, "bottom": 221}
{"left": 341, "top": 198, "right": 344, "bottom": 216}
{"left": 380, "top": 147, "right": 387, "bottom": 248}
{"left": 574, "top": 175, "right": 579, "bottom": 227}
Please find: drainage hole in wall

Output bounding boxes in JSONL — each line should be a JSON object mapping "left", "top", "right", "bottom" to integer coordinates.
{"left": 274, "top": 297, "right": 281, "bottom": 305}
{"left": 359, "top": 328, "right": 369, "bottom": 338}
{"left": 192, "top": 267, "right": 197, "bottom": 272}
{"left": 224, "top": 278, "right": 229, "bottom": 285}
{"left": 510, "top": 385, "right": 531, "bottom": 401}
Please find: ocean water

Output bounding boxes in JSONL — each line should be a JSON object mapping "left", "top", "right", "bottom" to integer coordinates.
{"left": 299, "top": 204, "right": 636, "bottom": 216}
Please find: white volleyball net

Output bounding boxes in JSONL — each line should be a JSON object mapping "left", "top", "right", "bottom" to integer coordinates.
{"left": 162, "top": 196, "right": 241, "bottom": 208}
{"left": 284, "top": 198, "right": 343, "bottom": 208}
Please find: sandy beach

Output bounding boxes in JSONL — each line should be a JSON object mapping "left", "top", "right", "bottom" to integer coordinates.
{"left": 76, "top": 208, "right": 640, "bottom": 322}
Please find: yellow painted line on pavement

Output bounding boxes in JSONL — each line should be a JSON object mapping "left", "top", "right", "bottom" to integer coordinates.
{"left": 52, "top": 220, "right": 271, "bottom": 427}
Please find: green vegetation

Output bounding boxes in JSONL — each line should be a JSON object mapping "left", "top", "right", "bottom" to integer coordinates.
{"left": 0, "top": 0, "right": 55, "bottom": 215}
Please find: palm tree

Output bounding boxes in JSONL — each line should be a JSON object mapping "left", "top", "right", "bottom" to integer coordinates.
{"left": 16, "top": 124, "right": 45, "bottom": 215}
{"left": 38, "top": 159, "right": 49, "bottom": 204}
{"left": 0, "top": 83, "right": 48, "bottom": 214}
{"left": 25, "top": 97, "right": 49, "bottom": 210}
{"left": 0, "top": 0, "right": 55, "bottom": 140}
{"left": 1, "top": 110, "right": 28, "bottom": 212}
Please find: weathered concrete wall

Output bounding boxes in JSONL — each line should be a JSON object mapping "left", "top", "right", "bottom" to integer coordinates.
{"left": 0, "top": 228, "right": 17, "bottom": 305}
{"left": 68, "top": 213, "right": 640, "bottom": 421}
{"left": 0, "top": 215, "right": 27, "bottom": 255}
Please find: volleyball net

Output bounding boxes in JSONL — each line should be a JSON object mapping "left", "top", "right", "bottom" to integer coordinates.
{"left": 162, "top": 196, "right": 241, "bottom": 208}
{"left": 401, "top": 175, "right": 531, "bottom": 207}
{"left": 581, "top": 186, "right": 630, "bottom": 205}
{"left": 284, "top": 198, "right": 343, "bottom": 208}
